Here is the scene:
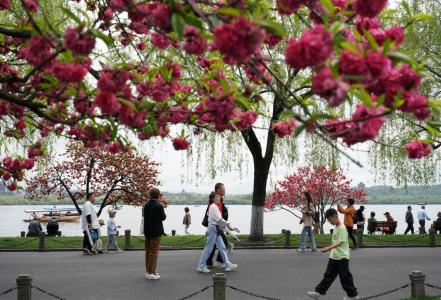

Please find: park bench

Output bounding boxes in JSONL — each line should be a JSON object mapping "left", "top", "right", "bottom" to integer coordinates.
{"left": 367, "top": 221, "right": 397, "bottom": 235}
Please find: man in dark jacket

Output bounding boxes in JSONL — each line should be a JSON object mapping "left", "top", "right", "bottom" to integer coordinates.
{"left": 207, "top": 183, "right": 229, "bottom": 268}
{"left": 46, "top": 218, "right": 59, "bottom": 236}
{"left": 404, "top": 206, "right": 414, "bottom": 234}
{"left": 144, "top": 188, "right": 166, "bottom": 280}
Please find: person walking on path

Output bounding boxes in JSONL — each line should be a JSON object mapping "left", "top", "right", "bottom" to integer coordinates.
{"left": 417, "top": 205, "right": 431, "bottom": 234}
{"left": 81, "top": 192, "right": 100, "bottom": 254}
{"left": 404, "top": 206, "right": 414, "bottom": 234}
{"left": 307, "top": 208, "right": 359, "bottom": 300}
{"left": 183, "top": 207, "right": 191, "bottom": 235}
{"left": 143, "top": 188, "right": 167, "bottom": 280}
{"left": 355, "top": 206, "right": 365, "bottom": 233}
{"left": 206, "top": 183, "right": 229, "bottom": 268}
{"left": 298, "top": 192, "right": 317, "bottom": 252}
{"left": 105, "top": 209, "right": 122, "bottom": 252}
{"left": 337, "top": 198, "right": 357, "bottom": 248}
{"left": 197, "top": 192, "right": 237, "bottom": 273}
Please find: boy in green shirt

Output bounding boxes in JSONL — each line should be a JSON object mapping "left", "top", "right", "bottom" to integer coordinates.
{"left": 307, "top": 208, "right": 359, "bottom": 300}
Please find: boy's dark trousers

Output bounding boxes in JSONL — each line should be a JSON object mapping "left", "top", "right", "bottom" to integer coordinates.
{"left": 316, "top": 258, "right": 358, "bottom": 297}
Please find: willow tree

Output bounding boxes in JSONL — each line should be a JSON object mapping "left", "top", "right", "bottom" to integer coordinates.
{"left": 0, "top": 0, "right": 438, "bottom": 241}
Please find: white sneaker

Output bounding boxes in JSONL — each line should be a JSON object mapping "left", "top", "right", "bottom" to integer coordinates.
{"left": 145, "top": 273, "right": 160, "bottom": 280}
{"left": 197, "top": 267, "right": 210, "bottom": 273}
{"left": 213, "top": 261, "right": 225, "bottom": 269}
{"left": 225, "top": 264, "right": 238, "bottom": 272}
{"left": 343, "top": 296, "right": 360, "bottom": 300}
{"left": 307, "top": 291, "right": 323, "bottom": 299}
{"left": 297, "top": 249, "right": 306, "bottom": 252}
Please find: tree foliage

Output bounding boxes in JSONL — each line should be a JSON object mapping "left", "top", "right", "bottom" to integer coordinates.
{"left": 265, "top": 165, "right": 367, "bottom": 232}
{"left": 25, "top": 143, "right": 159, "bottom": 215}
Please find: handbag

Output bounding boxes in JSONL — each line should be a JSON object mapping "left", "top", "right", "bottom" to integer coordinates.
{"left": 202, "top": 214, "right": 209, "bottom": 227}
{"left": 90, "top": 229, "right": 99, "bottom": 242}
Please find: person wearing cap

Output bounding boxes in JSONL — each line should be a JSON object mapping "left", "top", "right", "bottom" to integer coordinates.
{"left": 383, "top": 212, "right": 395, "bottom": 234}
{"left": 404, "top": 206, "right": 414, "bottom": 235}
{"left": 106, "top": 209, "right": 122, "bottom": 252}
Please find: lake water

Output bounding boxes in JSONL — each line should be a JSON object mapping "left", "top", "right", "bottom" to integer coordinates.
{"left": 1, "top": 204, "right": 440, "bottom": 237}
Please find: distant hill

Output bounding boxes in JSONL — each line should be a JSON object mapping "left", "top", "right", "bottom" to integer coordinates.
{"left": 0, "top": 184, "right": 440, "bottom": 205}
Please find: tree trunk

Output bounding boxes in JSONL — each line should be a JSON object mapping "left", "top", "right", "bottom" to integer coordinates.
{"left": 248, "top": 163, "right": 270, "bottom": 241}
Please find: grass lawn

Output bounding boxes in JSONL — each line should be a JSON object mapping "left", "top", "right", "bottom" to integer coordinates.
{"left": 0, "top": 233, "right": 439, "bottom": 250}
{"left": 407, "top": 297, "right": 441, "bottom": 300}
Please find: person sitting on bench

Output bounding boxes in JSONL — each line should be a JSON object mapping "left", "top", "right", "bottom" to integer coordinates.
{"left": 46, "top": 217, "right": 59, "bottom": 236}
{"left": 27, "top": 216, "right": 43, "bottom": 237}
{"left": 382, "top": 212, "right": 395, "bottom": 235}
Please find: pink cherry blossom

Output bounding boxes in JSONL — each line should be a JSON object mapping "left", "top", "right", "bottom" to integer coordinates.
{"left": 24, "top": 0, "right": 38, "bottom": 13}
{"left": 50, "top": 62, "right": 89, "bottom": 83}
{"left": 214, "top": 17, "right": 265, "bottom": 64}
{"left": 151, "top": 32, "right": 171, "bottom": 49}
{"left": 276, "top": 0, "right": 305, "bottom": 15}
{"left": 271, "top": 119, "right": 297, "bottom": 138}
{"left": 312, "top": 67, "right": 349, "bottom": 107}
{"left": 353, "top": 0, "right": 387, "bottom": 18}
{"left": 401, "top": 91, "right": 431, "bottom": 120}
{"left": 0, "top": 0, "right": 10, "bottom": 10}
{"left": 405, "top": 140, "right": 432, "bottom": 159}
{"left": 285, "top": 25, "right": 333, "bottom": 70}
{"left": 233, "top": 111, "right": 258, "bottom": 130}
{"left": 94, "top": 92, "right": 121, "bottom": 115}
{"left": 172, "top": 137, "right": 190, "bottom": 150}
{"left": 183, "top": 26, "right": 208, "bottom": 55}
{"left": 63, "top": 27, "right": 96, "bottom": 56}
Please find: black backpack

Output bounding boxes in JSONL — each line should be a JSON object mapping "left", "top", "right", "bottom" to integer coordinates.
{"left": 313, "top": 211, "right": 320, "bottom": 224}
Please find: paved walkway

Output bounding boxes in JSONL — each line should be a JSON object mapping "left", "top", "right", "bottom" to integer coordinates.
{"left": 0, "top": 248, "right": 440, "bottom": 300}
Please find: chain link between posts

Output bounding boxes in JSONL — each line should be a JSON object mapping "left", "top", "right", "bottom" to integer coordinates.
{"left": 227, "top": 285, "right": 282, "bottom": 300}
{"left": 176, "top": 285, "right": 212, "bottom": 300}
{"left": 32, "top": 285, "right": 67, "bottom": 300}
{"left": 0, "top": 287, "right": 17, "bottom": 296}
{"left": 359, "top": 284, "right": 409, "bottom": 300}
{"left": 426, "top": 282, "right": 441, "bottom": 291}
{"left": 6, "top": 237, "right": 39, "bottom": 248}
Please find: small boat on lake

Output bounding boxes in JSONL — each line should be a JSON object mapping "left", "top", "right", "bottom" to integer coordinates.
{"left": 23, "top": 207, "right": 81, "bottom": 223}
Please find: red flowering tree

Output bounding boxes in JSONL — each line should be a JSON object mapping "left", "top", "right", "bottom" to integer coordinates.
{"left": 265, "top": 166, "right": 367, "bottom": 233}
{"left": 25, "top": 143, "right": 159, "bottom": 216}
{"left": 0, "top": 0, "right": 439, "bottom": 239}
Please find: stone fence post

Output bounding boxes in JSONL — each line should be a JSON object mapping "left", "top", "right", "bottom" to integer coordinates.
{"left": 284, "top": 230, "right": 291, "bottom": 248}
{"left": 38, "top": 233, "right": 45, "bottom": 251}
{"left": 429, "top": 228, "right": 436, "bottom": 247}
{"left": 213, "top": 273, "right": 226, "bottom": 300}
{"left": 356, "top": 229, "right": 363, "bottom": 248}
{"left": 16, "top": 274, "right": 32, "bottom": 300}
{"left": 124, "top": 229, "right": 131, "bottom": 250}
{"left": 409, "top": 271, "right": 425, "bottom": 298}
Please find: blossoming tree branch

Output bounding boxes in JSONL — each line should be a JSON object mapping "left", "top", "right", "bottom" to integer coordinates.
{"left": 0, "top": 0, "right": 439, "bottom": 239}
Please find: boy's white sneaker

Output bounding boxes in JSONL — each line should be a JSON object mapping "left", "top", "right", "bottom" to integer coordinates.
{"left": 307, "top": 291, "right": 324, "bottom": 299}
{"left": 197, "top": 267, "right": 210, "bottom": 273}
{"left": 297, "top": 249, "right": 306, "bottom": 253}
{"left": 213, "top": 262, "right": 225, "bottom": 269}
{"left": 145, "top": 273, "right": 160, "bottom": 280}
{"left": 343, "top": 296, "right": 360, "bottom": 300}
{"left": 225, "top": 264, "right": 238, "bottom": 272}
